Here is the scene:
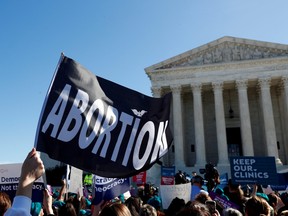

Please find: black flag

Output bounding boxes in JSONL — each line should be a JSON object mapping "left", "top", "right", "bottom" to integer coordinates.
{"left": 35, "top": 55, "right": 173, "bottom": 178}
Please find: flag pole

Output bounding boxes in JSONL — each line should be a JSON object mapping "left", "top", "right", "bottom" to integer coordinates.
{"left": 34, "top": 53, "right": 65, "bottom": 188}
{"left": 34, "top": 52, "right": 65, "bottom": 149}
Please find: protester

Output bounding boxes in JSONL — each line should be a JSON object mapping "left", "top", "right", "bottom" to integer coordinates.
{"left": 194, "top": 192, "right": 212, "bottom": 205}
{"left": 125, "top": 196, "right": 142, "bottom": 216}
{"left": 139, "top": 204, "right": 157, "bottom": 216}
{"left": 98, "top": 203, "right": 131, "bottom": 216}
{"left": 58, "top": 202, "right": 77, "bottom": 216}
{"left": 204, "top": 163, "right": 220, "bottom": 193}
{"left": 224, "top": 179, "right": 247, "bottom": 214}
{"left": 222, "top": 207, "right": 243, "bottom": 216}
{"left": 190, "top": 175, "right": 209, "bottom": 201}
{"left": 176, "top": 201, "right": 211, "bottom": 216}
{"left": 79, "top": 195, "right": 92, "bottom": 215}
{"left": 214, "top": 187, "right": 229, "bottom": 201}
{"left": 174, "top": 171, "right": 189, "bottom": 185}
{"left": 0, "top": 192, "right": 11, "bottom": 216}
{"left": 165, "top": 197, "right": 185, "bottom": 216}
{"left": 4, "top": 148, "right": 45, "bottom": 216}
{"left": 42, "top": 188, "right": 55, "bottom": 216}
{"left": 245, "top": 195, "right": 270, "bottom": 216}
{"left": 278, "top": 192, "right": 288, "bottom": 215}
{"left": 84, "top": 173, "right": 93, "bottom": 186}
{"left": 147, "top": 187, "right": 164, "bottom": 215}
{"left": 280, "top": 210, "right": 288, "bottom": 216}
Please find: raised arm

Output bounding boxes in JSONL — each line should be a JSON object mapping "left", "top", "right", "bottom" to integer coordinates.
{"left": 4, "top": 148, "right": 45, "bottom": 216}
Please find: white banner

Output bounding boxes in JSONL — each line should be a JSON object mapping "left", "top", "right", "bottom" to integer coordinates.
{"left": 68, "top": 166, "right": 83, "bottom": 197}
{"left": 160, "top": 182, "right": 191, "bottom": 209}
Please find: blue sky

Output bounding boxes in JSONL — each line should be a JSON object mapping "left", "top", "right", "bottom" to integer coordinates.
{"left": 1, "top": 0, "right": 288, "bottom": 164}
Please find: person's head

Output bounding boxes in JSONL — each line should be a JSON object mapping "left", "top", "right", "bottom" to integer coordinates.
{"left": 280, "top": 192, "right": 288, "bottom": 206}
{"left": 147, "top": 195, "right": 161, "bottom": 210}
{"left": 58, "top": 202, "right": 77, "bottom": 216}
{"left": 192, "top": 175, "right": 204, "bottom": 187}
{"left": 280, "top": 210, "right": 288, "bottom": 216}
{"left": 166, "top": 197, "right": 186, "bottom": 216}
{"left": 99, "top": 203, "right": 132, "bottom": 216}
{"left": 0, "top": 192, "right": 11, "bottom": 216}
{"left": 228, "top": 179, "right": 241, "bottom": 192}
{"left": 66, "top": 193, "right": 80, "bottom": 213}
{"left": 80, "top": 196, "right": 87, "bottom": 210}
{"left": 222, "top": 207, "right": 243, "bottom": 216}
{"left": 267, "top": 193, "right": 278, "bottom": 208}
{"left": 245, "top": 196, "right": 270, "bottom": 216}
{"left": 204, "top": 163, "right": 220, "bottom": 192}
{"left": 125, "top": 196, "right": 142, "bottom": 216}
{"left": 139, "top": 204, "right": 157, "bottom": 216}
{"left": 194, "top": 192, "right": 211, "bottom": 205}
{"left": 176, "top": 201, "right": 211, "bottom": 216}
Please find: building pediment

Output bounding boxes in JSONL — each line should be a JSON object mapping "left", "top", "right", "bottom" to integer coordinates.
{"left": 145, "top": 36, "right": 288, "bottom": 72}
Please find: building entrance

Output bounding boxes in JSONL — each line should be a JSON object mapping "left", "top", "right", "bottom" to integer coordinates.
{"left": 226, "top": 127, "right": 242, "bottom": 157}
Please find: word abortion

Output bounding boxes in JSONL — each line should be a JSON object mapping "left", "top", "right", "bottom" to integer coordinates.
{"left": 42, "top": 84, "right": 169, "bottom": 170}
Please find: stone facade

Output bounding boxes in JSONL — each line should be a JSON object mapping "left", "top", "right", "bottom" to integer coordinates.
{"left": 145, "top": 36, "right": 288, "bottom": 185}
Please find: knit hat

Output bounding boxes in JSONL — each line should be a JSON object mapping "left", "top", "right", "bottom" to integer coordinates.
{"left": 147, "top": 195, "right": 162, "bottom": 209}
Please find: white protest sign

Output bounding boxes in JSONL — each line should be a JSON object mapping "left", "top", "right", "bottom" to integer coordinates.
{"left": 0, "top": 163, "right": 44, "bottom": 184}
{"left": 0, "top": 163, "right": 44, "bottom": 202}
{"left": 160, "top": 182, "right": 191, "bottom": 209}
{"left": 68, "top": 166, "right": 83, "bottom": 197}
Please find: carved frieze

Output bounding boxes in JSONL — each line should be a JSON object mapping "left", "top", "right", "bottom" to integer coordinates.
{"left": 156, "top": 41, "right": 288, "bottom": 70}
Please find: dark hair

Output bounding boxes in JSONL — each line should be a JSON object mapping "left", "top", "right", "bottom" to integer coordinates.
{"left": 175, "top": 171, "right": 190, "bottom": 185}
{"left": 192, "top": 175, "right": 204, "bottom": 185}
{"left": 166, "top": 197, "right": 185, "bottom": 216}
{"left": 139, "top": 204, "right": 157, "bottom": 216}
{"left": 280, "top": 192, "right": 288, "bottom": 205}
{"left": 245, "top": 196, "right": 270, "bottom": 216}
{"left": 176, "top": 201, "right": 210, "bottom": 216}
{"left": 0, "top": 192, "right": 11, "bottom": 216}
{"left": 194, "top": 193, "right": 211, "bottom": 205}
{"left": 58, "top": 202, "right": 77, "bottom": 216}
{"left": 125, "top": 196, "right": 142, "bottom": 216}
{"left": 99, "top": 203, "right": 132, "bottom": 216}
{"left": 204, "top": 163, "right": 219, "bottom": 192}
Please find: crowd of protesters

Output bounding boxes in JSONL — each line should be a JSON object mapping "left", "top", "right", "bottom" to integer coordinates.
{"left": 1, "top": 148, "right": 288, "bottom": 216}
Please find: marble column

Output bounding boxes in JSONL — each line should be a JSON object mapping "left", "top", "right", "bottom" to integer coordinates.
{"left": 258, "top": 77, "right": 282, "bottom": 165}
{"left": 235, "top": 79, "right": 254, "bottom": 156}
{"left": 212, "top": 81, "right": 229, "bottom": 166}
{"left": 171, "top": 84, "right": 185, "bottom": 169}
{"left": 282, "top": 76, "right": 288, "bottom": 121}
{"left": 191, "top": 83, "right": 207, "bottom": 166}
{"left": 281, "top": 76, "right": 288, "bottom": 161}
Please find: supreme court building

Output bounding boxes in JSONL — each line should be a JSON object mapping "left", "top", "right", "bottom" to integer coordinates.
{"left": 145, "top": 36, "right": 288, "bottom": 184}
